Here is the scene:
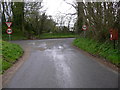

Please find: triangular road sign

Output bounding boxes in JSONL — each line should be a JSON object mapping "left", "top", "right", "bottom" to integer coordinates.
{"left": 5, "top": 22, "right": 12, "bottom": 27}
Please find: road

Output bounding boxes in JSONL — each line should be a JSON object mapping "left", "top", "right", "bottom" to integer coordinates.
{"left": 5, "top": 38, "right": 118, "bottom": 88}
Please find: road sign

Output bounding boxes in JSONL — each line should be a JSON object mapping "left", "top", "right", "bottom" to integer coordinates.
{"left": 5, "top": 22, "right": 12, "bottom": 27}
{"left": 82, "top": 25, "right": 87, "bottom": 31}
{"left": 6, "top": 28, "right": 12, "bottom": 34}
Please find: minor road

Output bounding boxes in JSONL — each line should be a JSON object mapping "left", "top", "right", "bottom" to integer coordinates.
{"left": 5, "top": 38, "right": 118, "bottom": 88}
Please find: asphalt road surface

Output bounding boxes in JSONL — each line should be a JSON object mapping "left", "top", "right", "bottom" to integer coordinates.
{"left": 5, "top": 38, "right": 118, "bottom": 88}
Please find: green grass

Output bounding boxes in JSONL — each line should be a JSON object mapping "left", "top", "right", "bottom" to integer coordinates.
{"left": 38, "top": 33, "right": 76, "bottom": 39}
{"left": 1, "top": 41, "right": 23, "bottom": 73}
{"left": 73, "top": 38, "right": 120, "bottom": 66}
{"left": 2, "top": 31, "right": 27, "bottom": 41}
{"left": 3, "top": 32, "right": 76, "bottom": 41}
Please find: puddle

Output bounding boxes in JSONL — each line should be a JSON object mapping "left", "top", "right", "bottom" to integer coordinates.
{"left": 58, "top": 45, "right": 63, "bottom": 49}
{"left": 28, "top": 42, "right": 35, "bottom": 45}
{"left": 30, "top": 42, "right": 48, "bottom": 51}
{"left": 35, "top": 47, "right": 46, "bottom": 51}
{"left": 44, "top": 46, "right": 73, "bottom": 87}
{"left": 37, "top": 43, "right": 47, "bottom": 48}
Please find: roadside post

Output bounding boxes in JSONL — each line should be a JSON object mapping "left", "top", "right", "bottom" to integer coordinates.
{"left": 82, "top": 25, "right": 87, "bottom": 37}
{"left": 5, "top": 22, "right": 12, "bottom": 41}
{"left": 109, "top": 28, "right": 118, "bottom": 49}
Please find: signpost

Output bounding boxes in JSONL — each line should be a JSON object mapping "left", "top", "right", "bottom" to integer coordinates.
{"left": 109, "top": 28, "right": 118, "bottom": 49}
{"left": 82, "top": 25, "right": 87, "bottom": 37}
{"left": 5, "top": 22, "right": 13, "bottom": 41}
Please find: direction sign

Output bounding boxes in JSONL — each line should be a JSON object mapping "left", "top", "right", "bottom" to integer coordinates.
{"left": 82, "top": 25, "right": 87, "bottom": 31}
{"left": 5, "top": 22, "right": 12, "bottom": 27}
{"left": 6, "top": 28, "right": 12, "bottom": 34}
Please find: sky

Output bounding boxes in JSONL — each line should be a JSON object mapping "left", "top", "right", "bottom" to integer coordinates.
{"left": 42, "top": 0, "right": 76, "bottom": 16}
{"left": 42, "top": 0, "right": 77, "bottom": 27}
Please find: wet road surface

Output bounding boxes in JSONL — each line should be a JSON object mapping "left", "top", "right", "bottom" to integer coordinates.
{"left": 5, "top": 38, "right": 118, "bottom": 88}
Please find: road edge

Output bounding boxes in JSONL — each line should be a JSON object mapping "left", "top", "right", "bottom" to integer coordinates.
{"left": 2, "top": 46, "right": 31, "bottom": 88}
{"left": 71, "top": 45, "right": 119, "bottom": 73}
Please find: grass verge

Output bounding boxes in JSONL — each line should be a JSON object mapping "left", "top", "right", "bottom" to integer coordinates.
{"left": 73, "top": 38, "right": 120, "bottom": 67}
{"left": 1, "top": 41, "right": 23, "bottom": 73}
{"left": 3, "top": 33, "right": 76, "bottom": 41}
{"left": 38, "top": 33, "right": 76, "bottom": 39}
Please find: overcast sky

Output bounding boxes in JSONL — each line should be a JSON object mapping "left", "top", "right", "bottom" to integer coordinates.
{"left": 42, "top": 0, "right": 76, "bottom": 16}
{"left": 42, "top": 0, "right": 77, "bottom": 27}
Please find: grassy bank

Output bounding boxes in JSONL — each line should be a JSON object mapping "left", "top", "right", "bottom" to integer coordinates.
{"left": 38, "top": 33, "right": 76, "bottom": 39}
{"left": 1, "top": 41, "right": 23, "bottom": 73}
{"left": 73, "top": 38, "right": 120, "bottom": 67}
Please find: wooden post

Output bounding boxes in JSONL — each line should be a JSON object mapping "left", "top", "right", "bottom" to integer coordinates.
{"left": 9, "top": 34, "right": 11, "bottom": 41}
{"left": 113, "top": 40, "right": 115, "bottom": 49}
{"left": 84, "top": 31, "right": 86, "bottom": 38}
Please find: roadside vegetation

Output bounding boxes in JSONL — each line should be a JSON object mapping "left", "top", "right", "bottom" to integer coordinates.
{"left": 2, "top": 32, "right": 76, "bottom": 41}
{"left": 72, "top": 2, "right": 120, "bottom": 67}
{"left": 1, "top": 41, "right": 23, "bottom": 73}
{"left": 38, "top": 33, "right": 76, "bottom": 39}
{"left": 73, "top": 37, "right": 120, "bottom": 67}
